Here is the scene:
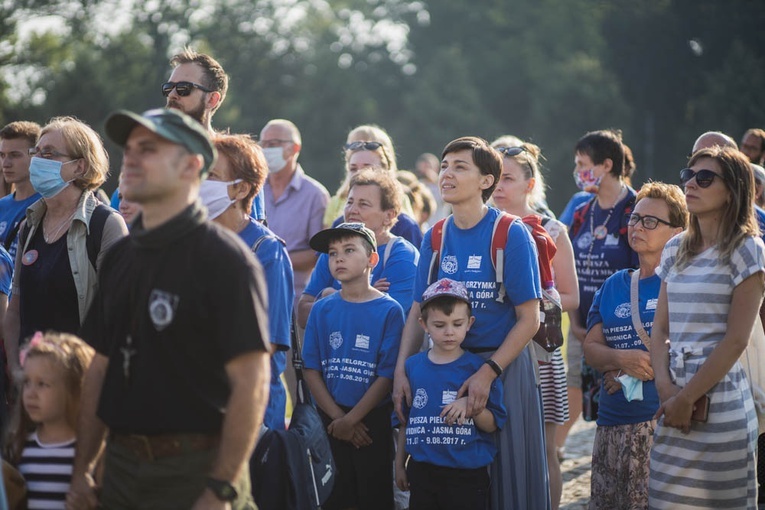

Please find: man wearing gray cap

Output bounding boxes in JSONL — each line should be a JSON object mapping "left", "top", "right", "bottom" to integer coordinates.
{"left": 67, "top": 108, "right": 270, "bottom": 510}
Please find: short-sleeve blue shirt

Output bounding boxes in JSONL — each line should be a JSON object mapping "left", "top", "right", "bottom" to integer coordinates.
{"left": 238, "top": 218, "right": 294, "bottom": 429}
{"left": 303, "top": 293, "right": 404, "bottom": 408}
{"left": 570, "top": 190, "right": 639, "bottom": 325}
{"left": 586, "top": 269, "right": 660, "bottom": 426}
{"left": 0, "top": 192, "right": 41, "bottom": 260}
{"left": 0, "top": 245, "right": 13, "bottom": 296}
{"left": 413, "top": 208, "right": 541, "bottom": 350}
{"left": 403, "top": 350, "right": 506, "bottom": 469}
{"left": 303, "top": 236, "right": 419, "bottom": 314}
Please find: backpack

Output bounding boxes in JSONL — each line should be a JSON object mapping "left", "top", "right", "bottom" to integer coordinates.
{"left": 429, "top": 213, "right": 556, "bottom": 304}
{"left": 251, "top": 316, "right": 336, "bottom": 510}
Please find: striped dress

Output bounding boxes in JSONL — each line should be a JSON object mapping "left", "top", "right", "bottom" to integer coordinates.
{"left": 649, "top": 234, "right": 765, "bottom": 509}
{"left": 17, "top": 432, "right": 75, "bottom": 510}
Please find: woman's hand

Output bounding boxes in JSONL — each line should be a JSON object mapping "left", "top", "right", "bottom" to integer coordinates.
{"left": 655, "top": 379, "right": 682, "bottom": 404}
{"left": 619, "top": 350, "right": 654, "bottom": 381}
{"left": 602, "top": 370, "right": 623, "bottom": 395}
{"left": 654, "top": 392, "right": 694, "bottom": 433}
{"left": 457, "top": 365, "right": 495, "bottom": 417}
{"left": 393, "top": 372, "right": 412, "bottom": 423}
{"left": 440, "top": 397, "right": 469, "bottom": 426}
{"left": 373, "top": 277, "right": 391, "bottom": 292}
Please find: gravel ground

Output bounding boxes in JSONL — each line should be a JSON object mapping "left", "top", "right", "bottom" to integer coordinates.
{"left": 559, "top": 418, "right": 596, "bottom": 510}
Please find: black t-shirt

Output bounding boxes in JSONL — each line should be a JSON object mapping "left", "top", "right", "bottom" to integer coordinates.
{"left": 20, "top": 227, "right": 80, "bottom": 341}
{"left": 80, "top": 204, "right": 270, "bottom": 434}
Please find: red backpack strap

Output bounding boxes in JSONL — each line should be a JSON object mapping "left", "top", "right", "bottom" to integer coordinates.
{"left": 428, "top": 217, "right": 448, "bottom": 285}
{"left": 491, "top": 213, "right": 517, "bottom": 303}
{"left": 570, "top": 197, "right": 594, "bottom": 237}
{"left": 522, "top": 215, "right": 557, "bottom": 286}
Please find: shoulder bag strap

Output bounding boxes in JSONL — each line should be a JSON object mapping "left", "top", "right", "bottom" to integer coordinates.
{"left": 630, "top": 269, "right": 651, "bottom": 350}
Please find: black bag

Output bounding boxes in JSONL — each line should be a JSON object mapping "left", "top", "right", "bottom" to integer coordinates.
{"left": 251, "top": 315, "right": 336, "bottom": 510}
{"left": 581, "top": 360, "right": 602, "bottom": 422}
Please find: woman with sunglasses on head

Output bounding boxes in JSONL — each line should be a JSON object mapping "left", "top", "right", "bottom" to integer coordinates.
{"left": 490, "top": 138, "right": 578, "bottom": 510}
{"left": 558, "top": 130, "right": 638, "bottom": 455}
{"left": 583, "top": 182, "right": 686, "bottom": 510}
{"left": 649, "top": 147, "right": 765, "bottom": 509}
{"left": 298, "top": 168, "right": 419, "bottom": 328}
{"left": 324, "top": 125, "right": 424, "bottom": 248}
{"left": 4, "top": 117, "right": 128, "bottom": 377}
{"left": 394, "top": 136, "right": 550, "bottom": 510}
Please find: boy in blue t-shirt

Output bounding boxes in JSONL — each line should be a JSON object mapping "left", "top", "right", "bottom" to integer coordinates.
{"left": 395, "top": 278, "right": 506, "bottom": 510}
{"left": 303, "top": 222, "right": 404, "bottom": 510}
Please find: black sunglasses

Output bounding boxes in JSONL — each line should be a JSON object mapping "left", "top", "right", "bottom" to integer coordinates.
{"left": 496, "top": 146, "right": 527, "bottom": 157}
{"left": 344, "top": 141, "right": 383, "bottom": 152}
{"left": 680, "top": 168, "right": 718, "bottom": 188}
{"left": 161, "top": 81, "right": 214, "bottom": 97}
{"left": 626, "top": 213, "right": 674, "bottom": 230}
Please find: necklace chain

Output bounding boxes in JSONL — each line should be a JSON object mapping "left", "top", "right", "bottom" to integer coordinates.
{"left": 586, "top": 185, "right": 626, "bottom": 271}
{"left": 43, "top": 209, "right": 77, "bottom": 243}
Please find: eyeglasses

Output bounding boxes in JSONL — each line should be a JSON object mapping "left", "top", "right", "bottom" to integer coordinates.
{"left": 680, "top": 168, "right": 718, "bottom": 188}
{"left": 495, "top": 146, "right": 527, "bottom": 157}
{"left": 161, "top": 81, "right": 214, "bottom": 97}
{"left": 260, "top": 139, "right": 293, "bottom": 149}
{"left": 626, "top": 213, "right": 675, "bottom": 230}
{"left": 344, "top": 141, "right": 383, "bottom": 152}
{"left": 28, "top": 147, "right": 74, "bottom": 159}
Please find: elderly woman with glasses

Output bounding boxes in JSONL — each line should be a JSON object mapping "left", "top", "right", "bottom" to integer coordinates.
{"left": 649, "top": 147, "right": 764, "bottom": 509}
{"left": 583, "top": 182, "right": 687, "bottom": 510}
{"left": 4, "top": 116, "right": 127, "bottom": 376}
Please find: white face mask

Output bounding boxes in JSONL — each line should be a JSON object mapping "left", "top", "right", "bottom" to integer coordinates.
{"left": 262, "top": 147, "right": 287, "bottom": 173}
{"left": 199, "top": 179, "right": 242, "bottom": 220}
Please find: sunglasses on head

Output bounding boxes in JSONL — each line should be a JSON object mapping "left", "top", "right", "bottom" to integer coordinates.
{"left": 161, "top": 81, "right": 214, "bottom": 97}
{"left": 496, "top": 146, "right": 527, "bottom": 157}
{"left": 344, "top": 141, "right": 383, "bottom": 152}
{"left": 680, "top": 168, "right": 718, "bottom": 188}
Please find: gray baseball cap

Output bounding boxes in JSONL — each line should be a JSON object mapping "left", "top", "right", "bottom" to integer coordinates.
{"left": 105, "top": 108, "right": 216, "bottom": 176}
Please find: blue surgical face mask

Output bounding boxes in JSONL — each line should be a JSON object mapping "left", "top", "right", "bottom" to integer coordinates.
{"left": 29, "top": 156, "right": 78, "bottom": 199}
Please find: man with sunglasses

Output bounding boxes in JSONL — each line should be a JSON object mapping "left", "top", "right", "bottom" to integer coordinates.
{"left": 164, "top": 48, "right": 228, "bottom": 134}
{"left": 261, "top": 119, "right": 329, "bottom": 303}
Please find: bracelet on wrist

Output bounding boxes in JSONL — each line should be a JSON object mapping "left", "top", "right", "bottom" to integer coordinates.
{"left": 485, "top": 358, "right": 503, "bottom": 378}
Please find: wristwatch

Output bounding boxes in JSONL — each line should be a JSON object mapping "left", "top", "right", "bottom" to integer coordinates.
{"left": 206, "top": 477, "right": 238, "bottom": 502}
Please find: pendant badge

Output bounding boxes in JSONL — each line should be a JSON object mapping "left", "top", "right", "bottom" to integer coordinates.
{"left": 593, "top": 226, "right": 608, "bottom": 240}
{"left": 22, "top": 250, "right": 38, "bottom": 266}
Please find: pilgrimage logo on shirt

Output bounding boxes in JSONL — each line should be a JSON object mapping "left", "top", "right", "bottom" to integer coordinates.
{"left": 354, "top": 334, "right": 370, "bottom": 350}
{"left": 413, "top": 388, "right": 428, "bottom": 409}
{"left": 441, "top": 390, "right": 457, "bottom": 405}
{"left": 148, "top": 289, "right": 179, "bottom": 331}
{"left": 614, "top": 302, "right": 631, "bottom": 319}
{"left": 467, "top": 255, "right": 482, "bottom": 270}
{"left": 329, "top": 331, "right": 343, "bottom": 350}
{"left": 646, "top": 298, "right": 657, "bottom": 310}
{"left": 441, "top": 255, "right": 458, "bottom": 274}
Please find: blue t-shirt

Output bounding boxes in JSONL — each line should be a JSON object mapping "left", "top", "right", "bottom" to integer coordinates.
{"left": 586, "top": 269, "right": 660, "bottom": 426}
{"left": 110, "top": 188, "right": 120, "bottom": 210}
{"left": 332, "top": 213, "right": 423, "bottom": 251}
{"left": 303, "top": 236, "right": 420, "bottom": 314}
{"left": 252, "top": 190, "right": 266, "bottom": 222}
{"left": 403, "top": 350, "right": 506, "bottom": 469}
{"left": 0, "top": 192, "right": 41, "bottom": 260}
{"left": 0, "top": 245, "right": 13, "bottom": 296}
{"left": 238, "top": 219, "right": 295, "bottom": 430}
{"left": 570, "top": 190, "right": 639, "bottom": 325}
{"left": 559, "top": 191, "right": 593, "bottom": 228}
{"left": 755, "top": 206, "right": 765, "bottom": 242}
{"left": 303, "top": 293, "right": 404, "bottom": 408}
{"left": 413, "top": 208, "right": 541, "bottom": 350}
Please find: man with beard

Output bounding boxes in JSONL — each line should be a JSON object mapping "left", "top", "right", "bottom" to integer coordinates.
{"left": 163, "top": 48, "right": 267, "bottom": 223}
{"left": 741, "top": 128, "right": 765, "bottom": 165}
{"left": 163, "top": 48, "right": 228, "bottom": 135}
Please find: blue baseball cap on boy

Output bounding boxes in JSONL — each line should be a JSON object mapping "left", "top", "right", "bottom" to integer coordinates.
{"left": 420, "top": 278, "right": 471, "bottom": 309}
